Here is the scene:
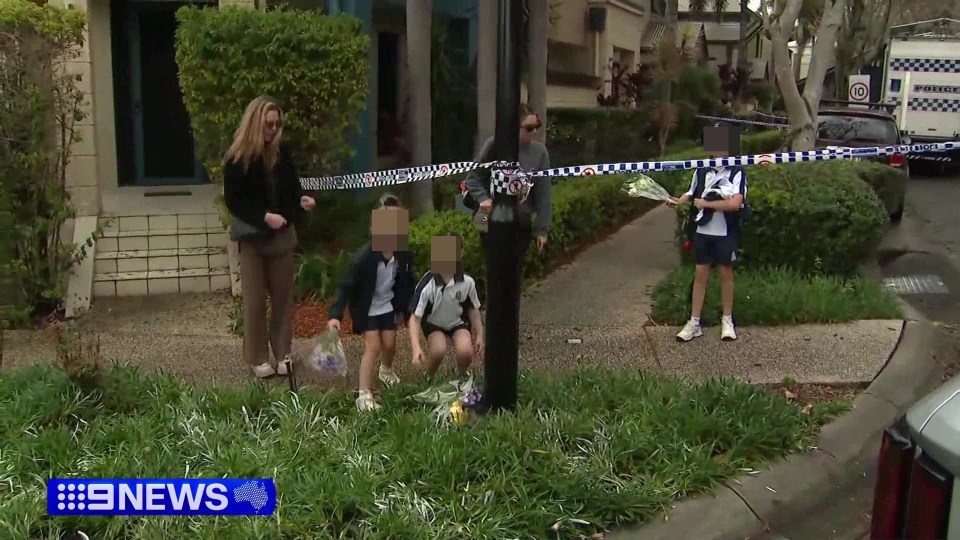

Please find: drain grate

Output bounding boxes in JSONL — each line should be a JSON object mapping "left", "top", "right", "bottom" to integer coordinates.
{"left": 883, "top": 274, "right": 950, "bottom": 295}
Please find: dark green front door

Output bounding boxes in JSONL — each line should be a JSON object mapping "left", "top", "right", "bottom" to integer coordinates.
{"left": 128, "top": 1, "right": 205, "bottom": 186}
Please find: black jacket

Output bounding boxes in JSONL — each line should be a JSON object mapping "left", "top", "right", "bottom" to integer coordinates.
{"left": 223, "top": 144, "right": 304, "bottom": 232}
{"left": 328, "top": 242, "right": 416, "bottom": 332}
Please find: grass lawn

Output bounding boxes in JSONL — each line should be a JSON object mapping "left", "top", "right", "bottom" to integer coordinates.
{"left": 0, "top": 364, "right": 847, "bottom": 539}
{"left": 652, "top": 265, "right": 903, "bottom": 326}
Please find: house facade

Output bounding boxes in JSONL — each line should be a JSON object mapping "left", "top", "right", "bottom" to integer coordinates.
{"left": 57, "top": 0, "right": 656, "bottom": 315}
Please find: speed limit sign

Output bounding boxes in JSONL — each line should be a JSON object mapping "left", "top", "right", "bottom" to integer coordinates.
{"left": 848, "top": 75, "right": 870, "bottom": 106}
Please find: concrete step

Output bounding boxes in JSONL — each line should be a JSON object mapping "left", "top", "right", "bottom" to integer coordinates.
{"left": 92, "top": 267, "right": 231, "bottom": 297}
{"left": 93, "top": 247, "right": 228, "bottom": 275}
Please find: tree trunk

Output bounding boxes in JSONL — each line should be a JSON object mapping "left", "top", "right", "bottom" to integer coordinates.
{"left": 793, "top": 28, "right": 806, "bottom": 82}
{"left": 406, "top": 0, "right": 434, "bottom": 215}
{"left": 476, "top": 0, "right": 497, "bottom": 151}
{"left": 762, "top": 0, "right": 847, "bottom": 151}
{"left": 526, "top": 0, "right": 549, "bottom": 144}
{"left": 737, "top": 0, "right": 749, "bottom": 68}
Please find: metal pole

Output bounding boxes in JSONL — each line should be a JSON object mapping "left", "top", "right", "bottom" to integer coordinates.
{"left": 482, "top": 0, "right": 523, "bottom": 413}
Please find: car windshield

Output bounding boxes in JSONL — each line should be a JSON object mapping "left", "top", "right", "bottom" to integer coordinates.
{"left": 817, "top": 114, "right": 898, "bottom": 144}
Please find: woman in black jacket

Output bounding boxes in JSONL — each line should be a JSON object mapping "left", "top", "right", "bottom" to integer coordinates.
{"left": 223, "top": 96, "right": 316, "bottom": 379}
{"left": 327, "top": 199, "right": 416, "bottom": 411}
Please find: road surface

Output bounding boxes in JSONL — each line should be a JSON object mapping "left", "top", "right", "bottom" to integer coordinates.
{"left": 753, "top": 167, "right": 960, "bottom": 540}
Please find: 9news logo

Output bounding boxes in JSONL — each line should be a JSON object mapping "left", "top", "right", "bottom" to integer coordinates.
{"left": 47, "top": 478, "right": 276, "bottom": 516}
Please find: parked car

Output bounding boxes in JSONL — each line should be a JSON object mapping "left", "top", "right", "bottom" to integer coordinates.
{"left": 869, "top": 375, "right": 960, "bottom": 539}
{"left": 817, "top": 101, "right": 909, "bottom": 221}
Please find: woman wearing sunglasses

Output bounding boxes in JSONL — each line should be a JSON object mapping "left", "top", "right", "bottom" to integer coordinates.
{"left": 464, "top": 103, "right": 553, "bottom": 258}
{"left": 223, "top": 96, "right": 317, "bottom": 379}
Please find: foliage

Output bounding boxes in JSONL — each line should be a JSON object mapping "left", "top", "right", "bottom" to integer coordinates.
{"left": 174, "top": 7, "right": 370, "bottom": 227}
{"left": 652, "top": 265, "right": 902, "bottom": 326}
{"left": 717, "top": 63, "right": 751, "bottom": 106}
{"left": 0, "top": 362, "right": 841, "bottom": 539}
{"left": 0, "top": 0, "right": 91, "bottom": 326}
{"left": 665, "top": 161, "right": 890, "bottom": 275}
{"left": 294, "top": 250, "right": 352, "bottom": 302}
{"left": 830, "top": 161, "right": 907, "bottom": 217}
{"left": 546, "top": 106, "right": 718, "bottom": 168}
{"left": 596, "top": 62, "right": 655, "bottom": 107}
{"left": 410, "top": 174, "right": 656, "bottom": 297}
{"left": 746, "top": 81, "right": 777, "bottom": 111}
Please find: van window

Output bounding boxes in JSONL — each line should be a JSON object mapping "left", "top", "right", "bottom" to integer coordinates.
{"left": 890, "top": 79, "right": 901, "bottom": 92}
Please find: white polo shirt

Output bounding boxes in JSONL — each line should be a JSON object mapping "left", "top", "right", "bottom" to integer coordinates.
{"left": 412, "top": 272, "right": 481, "bottom": 330}
{"left": 368, "top": 255, "right": 397, "bottom": 316}
{"left": 683, "top": 167, "right": 746, "bottom": 237}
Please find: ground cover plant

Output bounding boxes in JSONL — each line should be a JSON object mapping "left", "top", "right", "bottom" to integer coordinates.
{"left": 652, "top": 265, "right": 902, "bottom": 326}
{"left": 0, "top": 363, "right": 843, "bottom": 539}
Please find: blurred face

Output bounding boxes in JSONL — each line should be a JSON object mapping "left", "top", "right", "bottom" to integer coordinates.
{"left": 263, "top": 109, "right": 281, "bottom": 144}
{"left": 519, "top": 113, "right": 540, "bottom": 144}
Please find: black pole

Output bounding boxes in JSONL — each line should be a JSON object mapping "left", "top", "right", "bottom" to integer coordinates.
{"left": 482, "top": 0, "right": 523, "bottom": 413}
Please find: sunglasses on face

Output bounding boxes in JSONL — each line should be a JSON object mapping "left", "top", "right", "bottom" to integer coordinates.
{"left": 522, "top": 125, "right": 539, "bottom": 132}
{"left": 265, "top": 120, "right": 282, "bottom": 129}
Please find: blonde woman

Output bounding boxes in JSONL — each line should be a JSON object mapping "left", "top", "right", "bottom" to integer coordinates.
{"left": 223, "top": 96, "right": 317, "bottom": 378}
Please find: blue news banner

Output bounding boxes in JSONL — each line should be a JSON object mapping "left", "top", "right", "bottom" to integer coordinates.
{"left": 47, "top": 478, "right": 277, "bottom": 516}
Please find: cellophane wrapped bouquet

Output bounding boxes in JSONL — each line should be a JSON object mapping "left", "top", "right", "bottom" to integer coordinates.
{"left": 307, "top": 329, "right": 348, "bottom": 377}
{"left": 412, "top": 373, "right": 483, "bottom": 427}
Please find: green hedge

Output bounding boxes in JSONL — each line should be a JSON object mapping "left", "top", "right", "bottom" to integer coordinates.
{"left": 668, "top": 161, "right": 889, "bottom": 276}
{"left": 174, "top": 7, "right": 370, "bottom": 229}
{"left": 409, "top": 174, "right": 656, "bottom": 296}
{"left": 830, "top": 161, "right": 907, "bottom": 218}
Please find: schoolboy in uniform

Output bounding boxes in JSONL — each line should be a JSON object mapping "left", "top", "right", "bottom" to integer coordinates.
{"left": 408, "top": 233, "right": 485, "bottom": 379}
{"left": 328, "top": 203, "right": 416, "bottom": 411}
{"left": 667, "top": 125, "right": 747, "bottom": 342}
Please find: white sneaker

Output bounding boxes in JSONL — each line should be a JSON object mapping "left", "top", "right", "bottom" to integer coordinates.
{"left": 721, "top": 318, "right": 738, "bottom": 341}
{"left": 276, "top": 356, "right": 292, "bottom": 376}
{"left": 378, "top": 365, "right": 400, "bottom": 387}
{"left": 252, "top": 362, "right": 275, "bottom": 378}
{"left": 676, "top": 319, "right": 703, "bottom": 342}
{"left": 356, "top": 390, "right": 381, "bottom": 412}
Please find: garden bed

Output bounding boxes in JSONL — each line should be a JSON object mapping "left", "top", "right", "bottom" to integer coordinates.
{"left": 651, "top": 265, "right": 902, "bottom": 327}
{"left": 0, "top": 363, "right": 847, "bottom": 539}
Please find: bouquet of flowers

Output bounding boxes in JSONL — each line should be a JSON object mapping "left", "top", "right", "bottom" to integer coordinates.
{"left": 621, "top": 173, "right": 672, "bottom": 201}
{"left": 412, "top": 373, "right": 483, "bottom": 426}
{"left": 307, "top": 329, "right": 348, "bottom": 377}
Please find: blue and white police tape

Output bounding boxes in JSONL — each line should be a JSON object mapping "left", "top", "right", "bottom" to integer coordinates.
{"left": 300, "top": 140, "right": 960, "bottom": 193}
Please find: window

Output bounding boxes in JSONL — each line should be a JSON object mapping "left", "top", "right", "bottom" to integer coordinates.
{"left": 817, "top": 114, "right": 899, "bottom": 144}
{"left": 890, "top": 78, "right": 902, "bottom": 92}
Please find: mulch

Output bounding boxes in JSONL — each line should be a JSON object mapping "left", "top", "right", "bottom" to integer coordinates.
{"left": 759, "top": 382, "right": 868, "bottom": 408}
{"left": 293, "top": 299, "right": 353, "bottom": 338}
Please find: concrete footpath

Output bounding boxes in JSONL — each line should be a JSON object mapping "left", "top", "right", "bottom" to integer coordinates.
{"left": 0, "top": 205, "right": 903, "bottom": 388}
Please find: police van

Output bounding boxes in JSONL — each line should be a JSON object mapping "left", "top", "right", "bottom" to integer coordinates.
{"left": 881, "top": 35, "right": 960, "bottom": 168}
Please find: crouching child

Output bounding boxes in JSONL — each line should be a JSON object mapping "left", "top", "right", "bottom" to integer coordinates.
{"left": 408, "top": 233, "right": 484, "bottom": 379}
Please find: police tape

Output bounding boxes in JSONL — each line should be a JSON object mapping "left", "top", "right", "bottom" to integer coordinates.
{"left": 300, "top": 141, "right": 960, "bottom": 192}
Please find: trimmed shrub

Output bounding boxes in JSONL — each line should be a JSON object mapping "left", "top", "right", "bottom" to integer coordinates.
{"left": 0, "top": 0, "right": 90, "bottom": 325}
{"left": 409, "top": 174, "right": 656, "bottom": 296}
{"left": 174, "top": 7, "right": 369, "bottom": 227}
{"left": 670, "top": 161, "right": 889, "bottom": 275}
{"left": 830, "top": 161, "right": 907, "bottom": 218}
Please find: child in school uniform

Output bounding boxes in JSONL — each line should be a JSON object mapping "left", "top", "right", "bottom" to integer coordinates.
{"left": 408, "top": 233, "right": 485, "bottom": 379}
{"left": 667, "top": 125, "right": 748, "bottom": 342}
{"left": 327, "top": 197, "right": 416, "bottom": 411}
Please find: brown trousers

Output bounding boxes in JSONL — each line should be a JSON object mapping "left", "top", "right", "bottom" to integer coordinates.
{"left": 239, "top": 226, "right": 298, "bottom": 366}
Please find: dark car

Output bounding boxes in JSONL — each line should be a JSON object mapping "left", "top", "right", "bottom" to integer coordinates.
{"left": 816, "top": 104, "right": 909, "bottom": 221}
